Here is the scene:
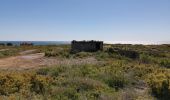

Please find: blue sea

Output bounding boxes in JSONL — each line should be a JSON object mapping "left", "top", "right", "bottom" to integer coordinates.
{"left": 0, "top": 41, "right": 71, "bottom": 46}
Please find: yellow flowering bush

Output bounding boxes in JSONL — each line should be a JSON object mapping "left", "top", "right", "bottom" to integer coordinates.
{"left": 0, "top": 71, "right": 53, "bottom": 98}
{"left": 146, "top": 69, "right": 170, "bottom": 99}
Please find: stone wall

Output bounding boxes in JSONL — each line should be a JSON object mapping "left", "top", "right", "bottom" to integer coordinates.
{"left": 71, "top": 40, "right": 103, "bottom": 53}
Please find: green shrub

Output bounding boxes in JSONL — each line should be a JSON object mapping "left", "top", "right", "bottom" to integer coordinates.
{"left": 51, "top": 87, "right": 79, "bottom": 100}
{"left": 107, "top": 48, "right": 139, "bottom": 59}
{"left": 50, "top": 66, "right": 67, "bottom": 77}
{"left": 80, "top": 65, "right": 99, "bottom": 77}
{"left": 132, "top": 65, "right": 155, "bottom": 79}
{"left": 104, "top": 70, "right": 128, "bottom": 90}
{"left": 147, "top": 51, "right": 166, "bottom": 57}
{"left": 0, "top": 49, "right": 18, "bottom": 58}
{"left": 36, "top": 68, "right": 50, "bottom": 75}
{"left": 106, "top": 75, "right": 127, "bottom": 91}
{"left": 160, "top": 59, "right": 170, "bottom": 68}
{"left": 95, "top": 51, "right": 110, "bottom": 60}
{"left": 30, "top": 75, "right": 52, "bottom": 95}
{"left": 97, "top": 63, "right": 128, "bottom": 91}
{"left": 73, "top": 52, "right": 92, "bottom": 58}
{"left": 0, "top": 71, "right": 53, "bottom": 97}
{"left": 146, "top": 70, "right": 170, "bottom": 99}
{"left": 53, "top": 77, "right": 113, "bottom": 100}
{"left": 45, "top": 48, "right": 70, "bottom": 58}
{"left": 139, "top": 54, "right": 153, "bottom": 63}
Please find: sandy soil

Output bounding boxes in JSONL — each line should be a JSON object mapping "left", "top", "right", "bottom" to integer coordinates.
{"left": 0, "top": 50, "right": 98, "bottom": 70}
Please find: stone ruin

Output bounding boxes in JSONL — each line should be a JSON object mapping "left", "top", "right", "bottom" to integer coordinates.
{"left": 71, "top": 40, "right": 103, "bottom": 53}
{"left": 20, "top": 42, "right": 33, "bottom": 46}
{"left": 6, "top": 43, "right": 13, "bottom": 46}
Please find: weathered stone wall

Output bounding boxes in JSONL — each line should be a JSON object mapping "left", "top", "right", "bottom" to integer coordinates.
{"left": 71, "top": 40, "right": 103, "bottom": 53}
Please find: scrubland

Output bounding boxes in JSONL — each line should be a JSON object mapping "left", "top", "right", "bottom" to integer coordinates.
{"left": 0, "top": 44, "right": 170, "bottom": 100}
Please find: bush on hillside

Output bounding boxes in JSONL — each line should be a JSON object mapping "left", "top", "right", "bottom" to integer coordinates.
{"left": 45, "top": 48, "right": 70, "bottom": 58}
{"left": 107, "top": 48, "right": 139, "bottom": 59}
{"left": 160, "top": 59, "right": 170, "bottom": 68}
{"left": 0, "top": 72, "right": 53, "bottom": 97}
{"left": 147, "top": 70, "right": 170, "bottom": 99}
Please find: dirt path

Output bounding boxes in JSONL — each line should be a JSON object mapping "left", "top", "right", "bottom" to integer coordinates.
{"left": 0, "top": 53, "right": 45, "bottom": 70}
{"left": 0, "top": 50, "right": 99, "bottom": 70}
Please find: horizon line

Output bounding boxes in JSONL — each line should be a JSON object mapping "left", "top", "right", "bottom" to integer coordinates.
{"left": 0, "top": 40, "right": 170, "bottom": 45}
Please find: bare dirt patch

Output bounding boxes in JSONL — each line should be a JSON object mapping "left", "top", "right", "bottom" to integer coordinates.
{"left": 0, "top": 53, "right": 45, "bottom": 70}
{"left": 0, "top": 51, "right": 99, "bottom": 70}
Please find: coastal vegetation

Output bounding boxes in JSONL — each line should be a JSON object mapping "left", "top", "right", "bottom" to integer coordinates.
{"left": 0, "top": 44, "right": 170, "bottom": 99}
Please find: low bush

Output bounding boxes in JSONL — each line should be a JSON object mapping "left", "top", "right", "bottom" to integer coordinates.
{"left": 52, "top": 77, "right": 115, "bottom": 100}
{"left": 95, "top": 51, "right": 110, "bottom": 60}
{"left": 73, "top": 52, "right": 92, "bottom": 58}
{"left": 0, "top": 49, "right": 18, "bottom": 58}
{"left": 139, "top": 54, "right": 153, "bottom": 64}
{"left": 107, "top": 48, "right": 139, "bottom": 59}
{"left": 160, "top": 59, "right": 170, "bottom": 68}
{"left": 146, "top": 70, "right": 170, "bottom": 99}
{"left": 36, "top": 68, "right": 50, "bottom": 75}
{"left": 131, "top": 64, "right": 155, "bottom": 79}
{"left": 45, "top": 48, "right": 70, "bottom": 58}
{"left": 0, "top": 71, "right": 53, "bottom": 98}
{"left": 101, "top": 65, "right": 128, "bottom": 91}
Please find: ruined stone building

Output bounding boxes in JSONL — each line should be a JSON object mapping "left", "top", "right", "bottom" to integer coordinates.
{"left": 20, "top": 42, "right": 33, "bottom": 46}
{"left": 71, "top": 40, "right": 103, "bottom": 53}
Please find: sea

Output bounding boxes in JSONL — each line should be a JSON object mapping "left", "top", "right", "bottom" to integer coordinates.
{"left": 0, "top": 41, "right": 71, "bottom": 46}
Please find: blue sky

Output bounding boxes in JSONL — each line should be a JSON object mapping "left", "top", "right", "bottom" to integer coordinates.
{"left": 0, "top": 0, "right": 169, "bottom": 43}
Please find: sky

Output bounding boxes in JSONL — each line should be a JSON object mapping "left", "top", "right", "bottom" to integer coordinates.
{"left": 0, "top": 0, "right": 170, "bottom": 43}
